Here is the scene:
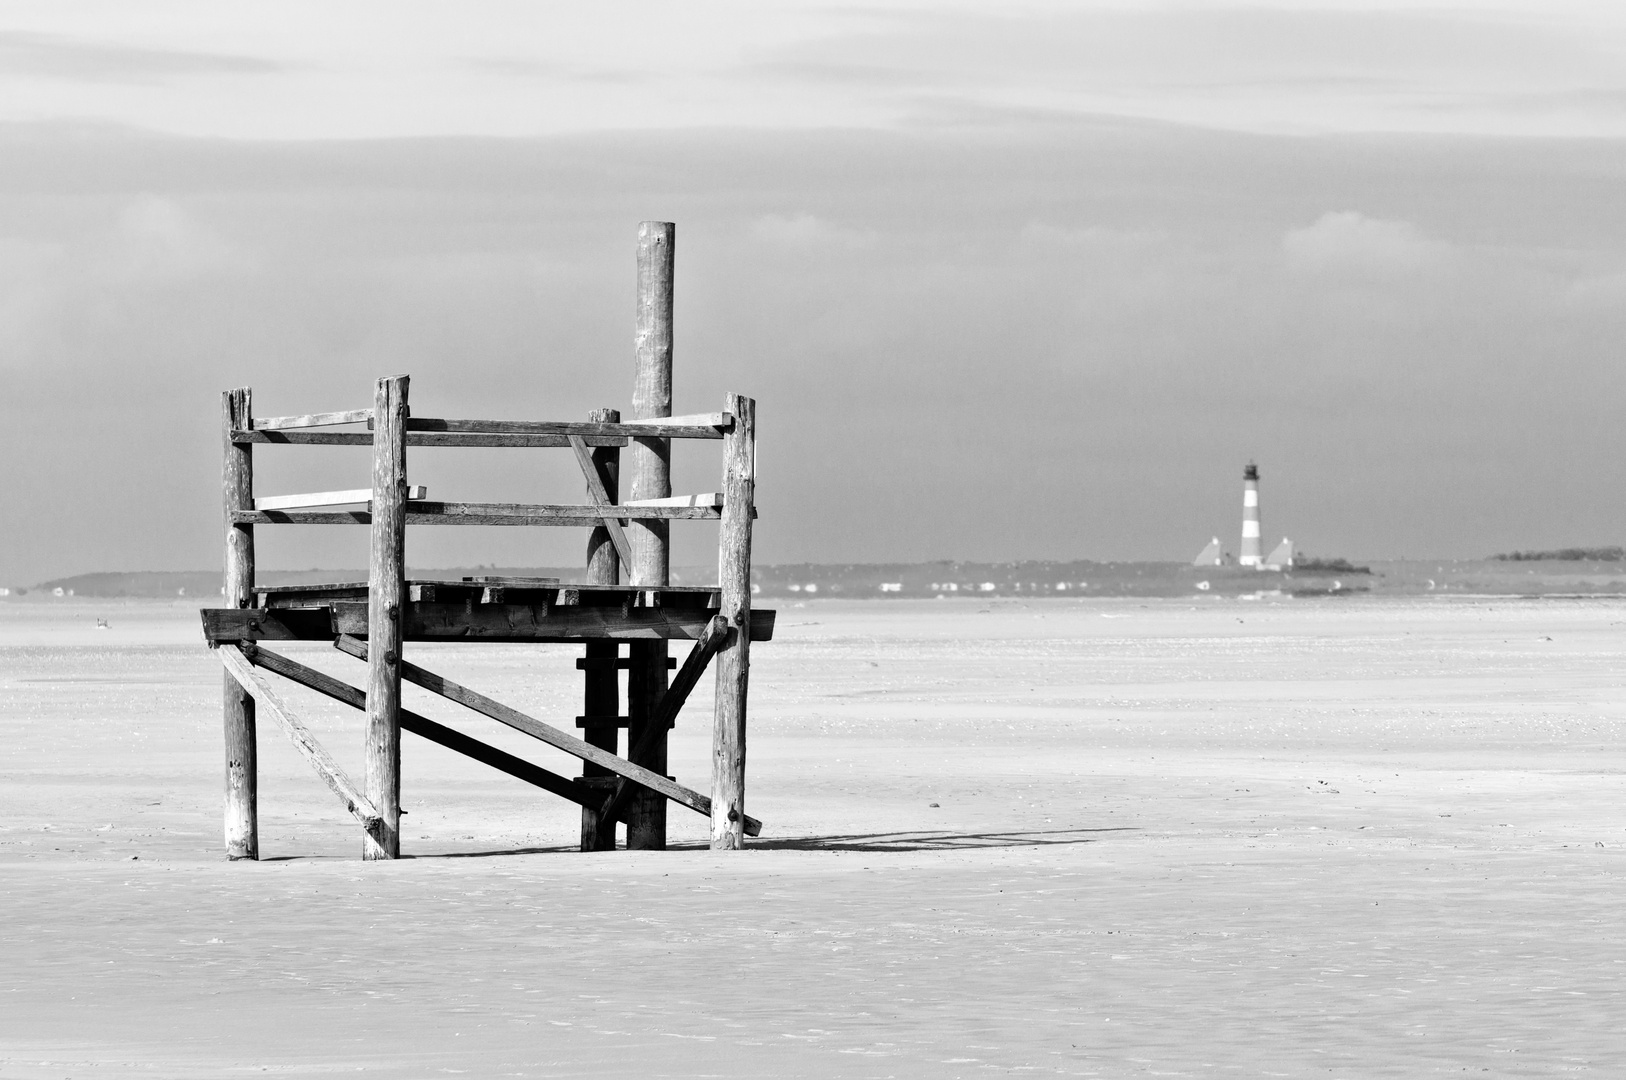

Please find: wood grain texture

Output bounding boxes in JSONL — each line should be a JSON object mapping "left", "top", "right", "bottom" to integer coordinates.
{"left": 203, "top": 604, "right": 775, "bottom": 643}
{"left": 364, "top": 374, "right": 408, "bottom": 860}
{"left": 219, "top": 646, "right": 381, "bottom": 836}
{"left": 712, "top": 392, "right": 756, "bottom": 850}
{"left": 624, "top": 492, "right": 722, "bottom": 508}
{"left": 621, "top": 411, "right": 729, "bottom": 431}
{"left": 253, "top": 486, "right": 425, "bottom": 511}
{"left": 221, "top": 387, "right": 257, "bottom": 860}
{"left": 230, "top": 503, "right": 723, "bottom": 526}
{"left": 241, "top": 644, "right": 605, "bottom": 811}
{"left": 580, "top": 407, "right": 621, "bottom": 852}
{"left": 629, "top": 223, "right": 675, "bottom": 849}
{"left": 333, "top": 635, "right": 761, "bottom": 835}
{"left": 251, "top": 409, "right": 371, "bottom": 430}
{"left": 400, "top": 417, "right": 721, "bottom": 439}
{"left": 569, "top": 433, "right": 635, "bottom": 576}
{"left": 232, "top": 430, "right": 627, "bottom": 448}
{"left": 200, "top": 607, "right": 333, "bottom": 642}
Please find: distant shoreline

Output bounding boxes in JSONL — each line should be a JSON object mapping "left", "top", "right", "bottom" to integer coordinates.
{"left": 10, "top": 558, "right": 1626, "bottom": 601}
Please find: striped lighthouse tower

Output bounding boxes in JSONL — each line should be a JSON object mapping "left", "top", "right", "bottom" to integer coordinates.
{"left": 1239, "top": 462, "right": 1263, "bottom": 568}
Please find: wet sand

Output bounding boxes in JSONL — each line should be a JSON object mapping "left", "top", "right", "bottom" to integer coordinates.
{"left": 1, "top": 597, "right": 1622, "bottom": 1077}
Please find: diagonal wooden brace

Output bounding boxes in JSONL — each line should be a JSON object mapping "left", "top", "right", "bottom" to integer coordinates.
{"left": 568, "top": 433, "right": 634, "bottom": 574}
{"left": 218, "top": 645, "right": 382, "bottom": 838}
{"left": 598, "top": 615, "right": 730, "bottom": 827}
{"left": 240, "top": 643, "right": 610, "bottom": 812}
{"left": 333, "top": 634, "right": 761, "bottom": 836}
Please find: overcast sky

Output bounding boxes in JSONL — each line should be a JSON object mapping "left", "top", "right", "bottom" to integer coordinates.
{"left": 3, "top": 1, "right": 1625, "bottom": 582}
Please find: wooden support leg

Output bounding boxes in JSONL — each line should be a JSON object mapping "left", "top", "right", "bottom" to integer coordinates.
{"left": 364, "top": 374, "right": 409, "bottom": 860}
{"left": 579, "top": 642, "right": 620, "bottom": 851}
{"left": 600, "top": 615, "right": 728, "bottom": 829}
{"left": 625, "top": 639, "right": 669, "bottom": 849}
{"left": 711, "top": 393, "right": 755, "bottom": 850}
{"left": 581, "top": 407, "right": 621, "bottom": 852}
{"left": 221, "top": 387, "right": 257, "bottom": 860}
{"left": 628, "top": 220, "right": 675, "bottom": 849}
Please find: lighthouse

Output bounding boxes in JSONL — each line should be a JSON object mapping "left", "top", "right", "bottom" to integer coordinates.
{"left": 1239, "top": 462, "right": 1263, "bottom": 568}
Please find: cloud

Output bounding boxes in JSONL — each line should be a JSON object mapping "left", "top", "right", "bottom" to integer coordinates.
{"left": 1282, "top": 211, "right": 1444, "bottom": 275}
{"left": 0, "top": 120, "right": 1623, "bottom": 582}
{"left": 99, "top": 196, "right": 241, "bottom": 284}
{"left": 0, "top": 31, "right": 286, "bottom": 85}
{"left": 751, "top": 213, "right": 874, "bottom": 247}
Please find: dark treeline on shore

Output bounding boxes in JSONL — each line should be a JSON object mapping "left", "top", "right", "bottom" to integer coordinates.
{"left": 14, "top": 554, "right": 1626, "bottom": 601}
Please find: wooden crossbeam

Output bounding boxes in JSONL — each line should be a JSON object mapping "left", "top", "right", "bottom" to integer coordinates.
{"left": 230, "top": 502, "right": 725, "bottom": 526}
{"left": 568, "top": 434, "right": 635, "bottom": 573}
{"left": 201, "top": 604, "right": 776, "bottom": 644}
{"left": 623, "top": 492, "right": 723, "bottom": 508}
{"left": 252, "top": 410, "right": 372, "bottom": 430}
{"left": 239, "top": 644, "right": 609, "bottom": 811}
{"left": 254, "top": 486, "right": 427, "bottom": 511}
{"left": 392, "top": 416, "right": 727, "bottom": 440}
{"left": 621, "top": 411, "right": 731, "bottom": 432}
{"left": 597, "top": 615, "right": 730, "bottom": 829}
{"left": 232, "top": 430, "right": 629, "bottom": 448}
{"left": 333, "top": 634, "right": 762, "bottom": 836}
{"left": 217, "top": 645, "right": 382, "bottom": 835}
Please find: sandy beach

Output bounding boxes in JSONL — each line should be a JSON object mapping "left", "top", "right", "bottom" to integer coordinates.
{"left": 1, "top": 596, "right": 1622, "bottom": 1077}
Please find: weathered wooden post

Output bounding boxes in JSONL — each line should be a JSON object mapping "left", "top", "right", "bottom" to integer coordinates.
{"left": 579, "top": 406, "right": 622, "bottom": 851}
{"left": 711, "top": 392, "right": 755, "bottom": 849}
{"left": 222, "top": 387, "right": 257, "bottom": 860}
{"left": 364, "top": 374, "right": 409, "bottom": 860}
{"left": 627, "top": 221, "right": 674, "bottom": 850}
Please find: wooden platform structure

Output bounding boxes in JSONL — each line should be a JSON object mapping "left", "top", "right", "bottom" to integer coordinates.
{"left": 200, "top": 222, "right": 769, "bottom": 860}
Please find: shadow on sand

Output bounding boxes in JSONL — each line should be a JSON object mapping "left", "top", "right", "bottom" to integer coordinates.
{"left": 741, "top": 826, "right": 1135, "bottom": 853}
{"left": 385, "top": 825, "right": 1135, "bottom": 859}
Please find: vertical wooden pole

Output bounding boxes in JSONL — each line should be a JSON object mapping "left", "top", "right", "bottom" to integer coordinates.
{"left": 711, "top": 393, "right": 755, "bottom": 850}
{"left": 580, "top": 407, "right": 621, "bottom": 851}
{"left": 221, "top": 387, "right": 257, "bottom": 860}
{"left": 364, "top": 374, "right": 409, "bottom": 861}
{"left": 628, "top": 221, "right": 675, "bottom": 850}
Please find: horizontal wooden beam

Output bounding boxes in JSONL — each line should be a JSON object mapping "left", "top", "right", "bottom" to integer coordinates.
{"left": 231, "top": 430, "right": 628, "bottom": 448}
{"left": 257, "top": 581, "right": 369, "bottom": 595}
{"left": 202, "top": 603, "right": 773, "bottom": 645}
{"left": 240, "top": 644, "right": 608, "bottom": 811}
{"left": 396, "top": 417, "right": 726, "bottom": 440}
{"left": 333, "top": 635, "right": 761, "bottom": 836}
{"left": 328, "top": 601, "right": 776, "bottom": 643}
{"left": 218, "top": 645, "right": 381, "bottom": 834}
{"left": 621, "top": 411, "right": 731, "bottom": 432}
{"left": 623, "top": 492, "right": 723, "bottom": 508}
{"left": 201, "top": 607, "right": 333, "bottom": 643}
{"left": 252, "top": 410, "right": 371, "bottom": 430}
{"left": 230, "top": 502, "right": 726, "bottom": 527}
{"left": 254, "top": 486, "right": 427, "bottom": 511}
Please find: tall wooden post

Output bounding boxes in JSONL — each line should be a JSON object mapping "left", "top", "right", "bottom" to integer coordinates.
{"left": 364, "top": 374, "right": 409, "bottom": 860}
{"left": 711, "top": 393, "right": 755, "bottom": 850}
{"left": 627, "top": 221, "right": 674, "bottom": 849}
{"left": 222, "top": 387, "right": 257, "bottom": 860}
{"left": 580, "top": 407, "right": 621, "bottom": 851}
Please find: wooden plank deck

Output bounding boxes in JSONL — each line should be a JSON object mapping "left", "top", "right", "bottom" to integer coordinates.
{"left": 200, "top": 603, "right": 775, "bottom": 644}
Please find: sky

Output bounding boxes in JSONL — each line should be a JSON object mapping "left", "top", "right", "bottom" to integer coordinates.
{"left": 2, "top": 1, "right": 1625, "bottom": 582}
